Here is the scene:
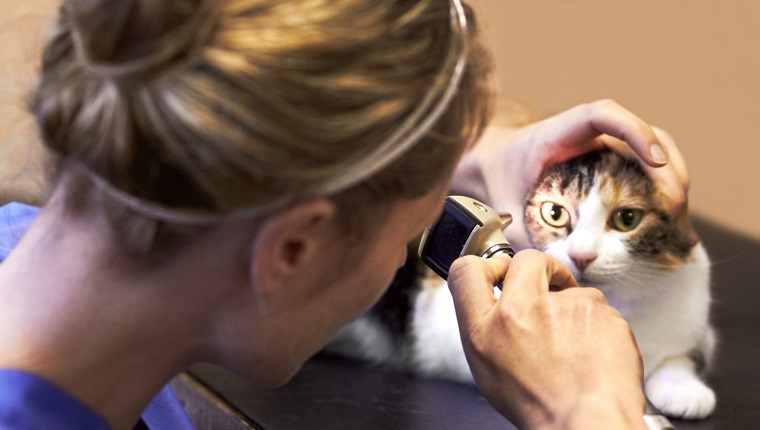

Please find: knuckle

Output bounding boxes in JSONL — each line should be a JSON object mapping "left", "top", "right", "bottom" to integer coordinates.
{"left": 681, "top": 175, "right": 691, "bottom": 192}
{"left": 512, "top": 248, "right": 544, "bottom": 262}
{"left": 651, "top": 125, "right": 675, "bottom": 144}
{"left": 583, "top": 286, "right": 608, "bottom": 303}
{"left": 448, "top": 254, "right": 483, "bottom": 279}
{"left": 447, "top": 255, "right": 488, "bottom": 287}
{"left": 590, "top": 98, "right": 619, "bottom": 112}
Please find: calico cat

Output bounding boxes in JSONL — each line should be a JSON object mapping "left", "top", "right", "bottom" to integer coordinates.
{"left": 523, "top": 150, "right": 715, "bottom": 419}
{"left": 327, "top": 150, "right": 715, "bottom": 420}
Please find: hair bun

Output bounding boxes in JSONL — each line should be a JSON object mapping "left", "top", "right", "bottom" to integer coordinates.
{"left": 66, "top": 0, "right": 216, "bottom": 80}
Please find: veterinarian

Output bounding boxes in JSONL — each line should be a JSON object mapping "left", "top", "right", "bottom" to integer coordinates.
{"left": 0, "top": 0, "right": 691, "bottom": 428}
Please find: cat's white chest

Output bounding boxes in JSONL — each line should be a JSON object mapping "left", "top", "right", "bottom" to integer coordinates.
{"left": 602, "top": 244, "right": 714, "bottom": 377}
{"left": 410, "top": 280, "right": 472, "bottom": 383}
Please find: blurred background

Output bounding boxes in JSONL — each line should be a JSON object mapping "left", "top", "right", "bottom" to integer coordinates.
{"left": 1, "top": 0, "right": 758, "bottom": 238}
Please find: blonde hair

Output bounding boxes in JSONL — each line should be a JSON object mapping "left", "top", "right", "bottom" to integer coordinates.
{"left": 32, "top": 0, "right": 493, "bottom": 257}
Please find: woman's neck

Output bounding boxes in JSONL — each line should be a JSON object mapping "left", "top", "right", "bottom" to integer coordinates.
{"left": 0, "top": 204, "right": 222, "bottom": 429}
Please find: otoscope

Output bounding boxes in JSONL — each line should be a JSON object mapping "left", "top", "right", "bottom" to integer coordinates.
{"left": 417, "top": 195, "right": 675, "bottom": 430}
{"left": 418, "top": 195, "right": 514, "bottom": 281}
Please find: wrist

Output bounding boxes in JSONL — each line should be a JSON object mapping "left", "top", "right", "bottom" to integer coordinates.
{"left": 546, "top": 393, "right": 648, "bottom": 430}
{"left": 566, "top": 393, "right": 647, "bottom": 430}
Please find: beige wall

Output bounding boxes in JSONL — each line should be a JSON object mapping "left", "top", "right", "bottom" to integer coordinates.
{"left": 0, "top": 0, "right": 58, "bottom": 204}
{"left": 476, "top": 0, "right": 760, "bottom": 238}
{"left": 2, "top": 0, "right": 758, "bottom": 238}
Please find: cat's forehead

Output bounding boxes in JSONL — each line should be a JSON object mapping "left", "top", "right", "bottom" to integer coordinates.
{"left": 534, "top": 151, "right": 656, "bottom": 204}
{"left": 534, "top": 153, "right": 599, "bottom": 199}
{"left": 595, "top": 154, "right": 656, "bottom": 204}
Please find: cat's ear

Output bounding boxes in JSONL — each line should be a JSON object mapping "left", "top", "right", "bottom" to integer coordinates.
{"left": 248, "top": 199, "right": 338, "bottom": 299}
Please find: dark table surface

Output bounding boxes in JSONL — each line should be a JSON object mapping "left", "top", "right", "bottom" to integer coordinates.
{"left": 189, "top": 218, "right": 760, "bottom": 429}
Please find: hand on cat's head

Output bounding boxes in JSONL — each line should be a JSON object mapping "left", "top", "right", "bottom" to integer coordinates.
{"left": 451, "top": 99, "right": 698, "bottom": 248}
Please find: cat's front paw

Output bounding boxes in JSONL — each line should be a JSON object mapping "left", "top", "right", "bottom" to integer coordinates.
{"left": 645, "top": 372, "right": 716, "bottom": 420}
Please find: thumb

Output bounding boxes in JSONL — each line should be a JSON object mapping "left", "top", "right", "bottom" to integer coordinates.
{"left": 446, "top": 254, "right": 511, "bottom": 331}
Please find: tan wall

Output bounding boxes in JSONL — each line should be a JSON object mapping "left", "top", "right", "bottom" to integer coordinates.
{"left": 476, "top": 0, "right": 760, "bottom": 238}
{"left": 2, "top": 0, "right": 758, "bottom": 238}
{"left": 0, "top": 0, "right": 58, "bottom": 204}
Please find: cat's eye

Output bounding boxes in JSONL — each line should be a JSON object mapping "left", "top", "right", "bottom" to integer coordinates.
{"left": 540, "top": 202, "right": 570, "bottom": 228}
{"left": 610, "top": 208, "right": 643, "bottom": 232}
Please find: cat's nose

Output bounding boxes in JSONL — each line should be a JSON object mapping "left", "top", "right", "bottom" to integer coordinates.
{"left": 570, "top": 255, "right": 597, "bottom": 272}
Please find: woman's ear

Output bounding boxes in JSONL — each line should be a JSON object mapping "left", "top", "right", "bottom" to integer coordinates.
{"left": 249, "top": 199, "right": 338, "bottom": 299}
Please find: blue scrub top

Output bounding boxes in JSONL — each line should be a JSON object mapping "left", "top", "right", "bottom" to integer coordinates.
{"left": 0, "top": 203, "right": 195, "bottom": 429}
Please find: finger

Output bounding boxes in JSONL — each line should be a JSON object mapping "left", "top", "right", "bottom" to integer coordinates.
{"left": 645, "top": 128, "right": 698, "bottom": 243}
{"left": 447, "top": 254, "right": 511, "bottom": 328}
{"left": 598, "top": 130, "right": 695, "bottom": 242}
{"left": 597, "top": 133, "right": 687, "bottom": 217}
{"left": 652, "top": 127, "right": 689, "bottom": 187}
{"left": 633, "top": 128, "right": 689, "bottom": 206}
{"left": 555, "top": 285, "right": 609, "bottom": 305}
{"left": 499, "top": 250, "right": 578, "bottom": 301}
{"left": 536, "top": 99, "right": 667, "bottom": 170}
{"left": 649, "top": 127, "right": 692, "bottom": 213}
{"left": 587, "top": 100, "right": 668, "bottom": 168}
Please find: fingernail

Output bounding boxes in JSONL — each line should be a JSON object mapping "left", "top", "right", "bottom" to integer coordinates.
{"left": 649, "top": 143, "right": 668, "bottom": 164}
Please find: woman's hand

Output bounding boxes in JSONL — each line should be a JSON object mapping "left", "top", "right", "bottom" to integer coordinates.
{"left": 451, "top": 99, "right": 695, "bottom": 249}
{"left": 447, "top": 250, "right": 647, "bottom": 429}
